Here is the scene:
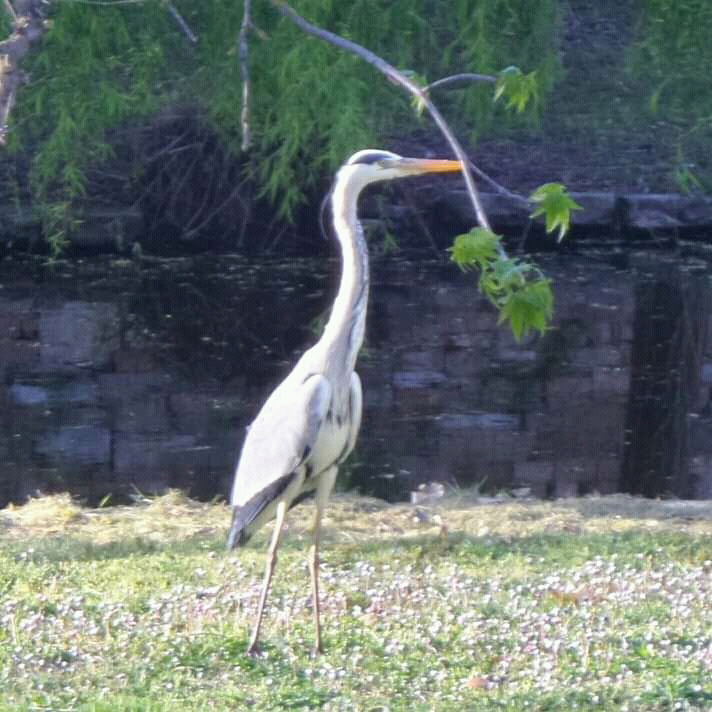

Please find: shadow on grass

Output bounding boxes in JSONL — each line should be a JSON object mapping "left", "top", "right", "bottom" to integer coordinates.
{"left": 3, "top": 532, "right": 225, "bottom": 564}
{"left": 5, "top": 527, "right": 319, "bottom": 564}
{"left": 563, "top": 496, "right": 712, "bottom": 522}
{"left": 5, "top": 516, "right": 709, "bottom": 569}
{"left": 331, "top": 528, "right": 710, "bottom": 570}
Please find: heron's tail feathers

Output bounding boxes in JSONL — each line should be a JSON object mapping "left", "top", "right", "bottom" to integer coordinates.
{"left": 226, "top": 507, "right": 252, "bottom": 550}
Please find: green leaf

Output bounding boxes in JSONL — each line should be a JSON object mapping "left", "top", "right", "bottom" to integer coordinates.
{"left": 402, "top": 70, "right": 430, "bottom": 117}
{"left": 448, "top": 228, "right": 501, "bottom": 270}
{"left": 494, "top": 66, "right": 538, "bottom": 114}
{"left": 456, "top": 244, "right": 554, "bottom": 341}
{"left": 498, "top": 277, "right": 553, "bottom": 341}
{"left": 529, "top": 182, "right": 582, "bottom": 241}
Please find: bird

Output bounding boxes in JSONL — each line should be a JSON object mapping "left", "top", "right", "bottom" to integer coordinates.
{"left": 227, "top": 148, "right": 462, "bottom": 655}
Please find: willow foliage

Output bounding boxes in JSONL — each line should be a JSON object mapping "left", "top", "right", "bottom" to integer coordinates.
{"left": 8, "top": 0, "right": 560, "bottom": 246}
{"left": 631, "top": 0, "right": 712, "bottom": 191}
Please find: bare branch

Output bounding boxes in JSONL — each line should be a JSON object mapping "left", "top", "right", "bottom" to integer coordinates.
{"left": 467, "top": 159, "right": 530, "bottom": 209}
{"left": 57, "top": 0, "right": 198, "bottom": 44}
{"left": 164, "top": 1, "right": 197, "bottom": 45}
{"left": 2, "top": 1, "right": 18, "bottom": 23}
{"left": 238, "top": 0, "right": 251, "bottom": 151}
{"left": 0, "top": 75, "right": 16, "bottom": 143}
{"left": 53, "top": 0, "right": 146, "bottom": 4}
{"left": 422, "top": 73, "right": 528, "bottom": 207}
{"left": 269, "top": 0, "right": 497, "bottom": 239}
{"left": 249, "top": 19, "right": 269, "bottom": 42}
{"left": 425, "top": 72, "right": 496, "bottom": 92}
{"left": 0, "top": 0, "right": 47, "bottom": 146}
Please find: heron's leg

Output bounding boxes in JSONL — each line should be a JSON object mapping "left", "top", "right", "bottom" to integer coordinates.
{"left": 247, "top": 499, "right": 288, "bottom": 655}
{"left": 309, "top": 466, "right": 338, "bottom": 655}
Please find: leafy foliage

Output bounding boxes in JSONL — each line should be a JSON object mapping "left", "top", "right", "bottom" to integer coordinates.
{"left": 450, "top": 228, "right": 553, "bottom": 341}
{"left": 6, "top": 0, "right": 560, "bottom": 248}
{"left": 529, "top": 183, "right": 583, "bottom": 242}
{"left": 631, "top": 0, "right": 712, "bottom": 192}
{"left": 494, "top": 66, "right": 539, "bottom": 114}
{"left": 450, "top": 180, "right": 580, "bottom": 341}
{"left": 449, "top": 227, "right": 500, "bottom": 269}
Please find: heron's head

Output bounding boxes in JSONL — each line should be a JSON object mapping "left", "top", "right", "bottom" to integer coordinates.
{"left": 337, "top": 149, "right": 462, "bottom": 192}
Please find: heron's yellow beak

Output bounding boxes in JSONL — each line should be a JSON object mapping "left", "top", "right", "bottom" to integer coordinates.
{"left": 414, "top": 158, "right": 462, "bottom": 172}
{"left": 389, "top": 157, "right": 463, "bottom": 175}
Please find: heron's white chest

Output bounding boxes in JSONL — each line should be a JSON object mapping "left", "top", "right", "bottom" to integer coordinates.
{"left": 308, "top": 402, "right": 351, "bottom": 477}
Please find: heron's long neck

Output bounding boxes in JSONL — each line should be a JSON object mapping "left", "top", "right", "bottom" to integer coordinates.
{"left": 320, "top": 175, "right": 369, "bottom": 376}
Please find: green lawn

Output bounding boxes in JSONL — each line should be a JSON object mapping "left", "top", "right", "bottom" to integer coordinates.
{"left": 0, "top": 491, "right": 710, "bottom": 710}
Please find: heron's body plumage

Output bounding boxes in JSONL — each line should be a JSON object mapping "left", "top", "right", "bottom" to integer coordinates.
{"left": 225, "top": 149, "right": 461, "bottom": 654}
{"left": 228, "top": 364, "right": 362, "bottom": 546}
{"left": 227, "top": 158, "right": 369, "bottom": 549}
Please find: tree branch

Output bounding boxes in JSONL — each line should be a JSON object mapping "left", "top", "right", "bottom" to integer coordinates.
{"left": 0, "top": 0, "right": 47, "bottom": 145}
{"left": 467, "top": 159, "right": 530, "bottom": 209}
{"left": 3, "top": 1, "right": 18, "bottom": 22}
{"left": 269, "top": 0, "right": 498, "bottom": 240}
{"left": 164, "top": 1, "right": 197, "bottom": 45}
{"left": 238, "top": 0, "right": 251, "bottom": 151}
{"left": 425, "top": 72, "right": 496, "bottom": 92}
{"left": 423, "top": 73, "right": 529, "bottom": 207}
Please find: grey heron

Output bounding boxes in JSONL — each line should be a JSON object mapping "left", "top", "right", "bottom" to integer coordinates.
{"left": 227, "top": 149, "right": 462, "bottom": 654}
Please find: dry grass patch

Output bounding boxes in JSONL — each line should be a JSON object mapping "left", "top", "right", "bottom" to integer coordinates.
{"left": 0, "top": 490, "right": 230, "bottom": 545}
{"left": 1, "top": 490, "right": 709, "bottom": 547}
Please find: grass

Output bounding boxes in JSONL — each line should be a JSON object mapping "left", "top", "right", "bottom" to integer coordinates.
{"left": 0, "top": 491, "right": 710, "bottom": 711}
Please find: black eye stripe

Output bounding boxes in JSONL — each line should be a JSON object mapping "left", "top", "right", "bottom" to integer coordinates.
{"left": 346, "top": 151, "right": 394, "bottom": 166}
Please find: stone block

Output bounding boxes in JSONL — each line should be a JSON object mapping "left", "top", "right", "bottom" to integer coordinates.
{"left": 114, "top": 393, "right": 170, "bottom": 434}
{"left": 690, "top": 456, "right": 712, "bottom": 498}
{"left": 0, "top": 338, "right": 41, "bottom": 378}
{"left": 400, "top": 350, "right": 442, "bottom": 370}
{"left": 701, "top": 363, "right": 712, "bottom": 385}
{"left": 98, "top": 372, "right": 173, "bottom": 403}
{"left": 514, "top": 460, "right": 554, "bottom": 484}
{"left": 554, "top": 458, "right": 594, "bottom": 497}
{"left": 546, "top": 374, "right": 595, "bottom": 401}
{"left": 623, "top": 193, "right": 685, "bottom": 229}
{"left": 35, "top": 425, "right": 111, "bottom": 465}
{"left": 113, "top": 433, "right": 212, "bottom": 475}
{"left": 39, "top": 301, "right": 120, "bottom": 371}
{"left": 438, "top": 412, "right": 520, "bottom": 431}
{"left": 570, "top": 192, "right": 617, "bottom": 226}
{"left": 592, "top": 366, "right": 630, "bottom": 395}
{"left": 594, "top": 457, "right": 622, "bottom": 494}
{"left": 392, "top": 369, "right": 448, "bottom": 389}
{"left": 8, "top": 378, "right": 100, "bottom": 407}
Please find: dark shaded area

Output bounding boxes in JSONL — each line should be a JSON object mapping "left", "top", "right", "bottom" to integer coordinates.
{"left": 622, "top": 271, "right": 709, "bottom": 497}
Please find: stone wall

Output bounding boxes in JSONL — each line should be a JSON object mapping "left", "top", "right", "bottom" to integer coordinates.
{"left": 355, "top": 257, "right": 637, "bottom": 499}
{"left": 0, "top": 251, "right": 710, "bottom": 506}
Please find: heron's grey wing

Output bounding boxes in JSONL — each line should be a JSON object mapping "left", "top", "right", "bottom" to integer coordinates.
{"left": 339, "top": 371, "right": 363, "bottom": 463}
{"left": 229, "top": 373, "right": 332, "bottom": 525}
